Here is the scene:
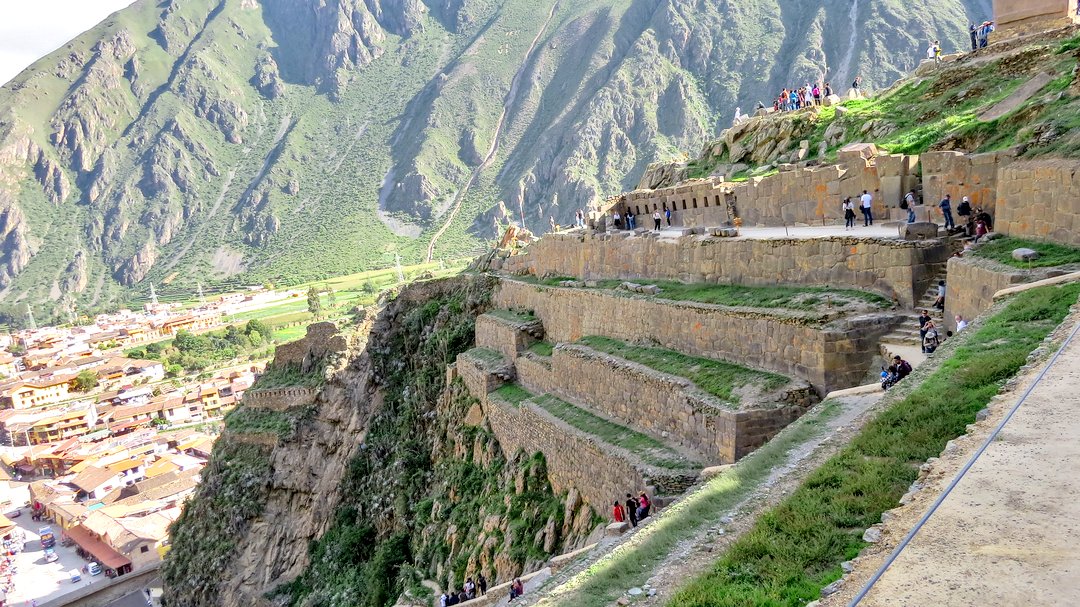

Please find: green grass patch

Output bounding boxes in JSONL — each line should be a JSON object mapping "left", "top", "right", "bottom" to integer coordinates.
{"left": 531, "top": 394, "right": 697, "bottom": 469}
{"left": 465, "top": 347, "right": 509, "bottom": 366}
{"left": 971, "top": 236, "right": 1080, "bottom": 269}
{"left": 528, "top": 341, "right": 555, "bottom": 357}
{"left": 665, "top": 283, "right": 1080, "bottom": 607}
{"left": 538, "top": 400, "right": 844, "bottom": 607}
{"left": 493, "top": 383, "right": 534, "bottom": 405}
{"left": 578, "top": 336, "right": 789, "bottom": 406}
{"left": 523, "top": 277, "right": 890, "bottom": 311}
{"left": 486, "top": 309, "right": 537, "bottom": 323}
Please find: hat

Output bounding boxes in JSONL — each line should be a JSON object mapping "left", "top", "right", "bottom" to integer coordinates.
{"left": 963, "top": 196, "right": 969, "bottom": 201}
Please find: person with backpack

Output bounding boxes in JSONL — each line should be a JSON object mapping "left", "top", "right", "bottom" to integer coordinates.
{"left": 637, "top": 492, "right": 651, "bottom": 519}
{"left": 625, "top": 494, "right": 640, "bottom": 527}
{"left": 893, "top": 355, "right": 912, "bottom": 380}
{"left": 957, "top": 195, "right": 973, "bottom": 235}
{"left": 902, "top": 190, "right": 916, "bottom": 223}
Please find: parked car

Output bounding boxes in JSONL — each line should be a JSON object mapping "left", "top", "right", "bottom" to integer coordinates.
{"left": 39, "top": 526, "right": 56, "bottom": 549}
{"left": 87, "top": 561, "right": 102, "bottom": 576}
{"left": 44, "top": 548, "right": 58, "bottom": 563}
{"left": 69, "top": 569, "right": 82, "bottom": 583}
{"left": 7, "top": 508, "right": 20, "bottom": 518}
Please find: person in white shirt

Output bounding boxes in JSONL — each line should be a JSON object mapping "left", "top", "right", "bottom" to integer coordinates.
{"left": 860, "top": 190, "right": 874, "bottom": 226}
{"left": 955, "top": 315, "right": 968, "bottom": 332}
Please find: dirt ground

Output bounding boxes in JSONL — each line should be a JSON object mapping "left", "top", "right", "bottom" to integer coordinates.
{"left": 823, "top": 317, "right": 1080, "bottom": 607}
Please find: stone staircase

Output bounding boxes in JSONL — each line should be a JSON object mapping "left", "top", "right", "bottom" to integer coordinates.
{"left": 879, "top": 270, "right": 948, "bottom": 366}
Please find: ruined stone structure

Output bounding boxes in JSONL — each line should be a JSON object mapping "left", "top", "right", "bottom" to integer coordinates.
{"left": 493, "top": 279, "right": 896, "bottom": 394}
{"left": 994, "top": 0, "right": 1080, "bottom": 36}
{"left": 502, "top": 232, "right": 949, "bottom": 309}
{"left": 995, "top": 159, "right": 1080, "bottom": 246}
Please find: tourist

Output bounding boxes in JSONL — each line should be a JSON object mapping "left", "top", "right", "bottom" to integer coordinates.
{"left": 923, "top": 319, "right": 940, "bottom": 353}
{"left": 733, "top": 107, "right": 744, "bottom": 125}
{"left": 903, "top": 190, "right": 916, "bottom": 223}
{"left": 969, "top": 23, "right": 979, "bottom": 51}
{"left": 446, "top": 589, "right": 459, "bottom": 606}
{"left": 440, "top": 593, "right": 449, "bottom": 607}
{"left": 957, "top": 195, "right": 973, "bottom": 235}
{"left": 975, "top": 207, "right": 993, "bottom": 231}
{"left": 613, "top": 500, "right": 626, "bottom": 523}
{"left": 478, "top": 573, "right": 487, "bottom": 596}
{"left": 626, "top": 209, "right": 636, "bottom": 230}
{"left": 665, "top": 207, "right": 672, "bottom": 227}
{"left": 653, "top": 209, "right": 662, "bottom": 231}
{"left": 860, "top": 190, "right": 874, "bottom": 226}
{"left": 927, "top": 41, "right": 937, "bottom": 63}
{"left": 955, "top": 315, "right": 968, "bottom": 332}
{"left": 824, "top": 82, "right": 833, "bottom": 98}
{"left": 843, "top": 197, "right": 856, "bottom": 229}
{"left": 934, "top": 280, "right": 946, "bottom": 310}
{"left": 465, "top": 578, "right": 476, "bottom": 599}
{"left": 612, "top": 210, "right": 622, "bottom": 230}
{"left": 934, "top": 40, "right": 943, "bottom": 63}
{"left": 975, "top": 218, "right": 989, "bottom": 242}
{"left": 638, "top": 491, "right": 651, "bottom": 518}
{"left": 509, "top": 578, "right": 524, "bottom": 600}
{"left": 812, "top": 83, "right": 822, "bottom": 106}
{"left": 918, "top": 309, "right": 933, "bottom": 353}
{"left": 852, "top": 76, "right": 863, "bottom": 96}
{"left": 893, "top": 355, "right": 912, "bottom": 380}
{"left": 625, "top": 494, "right": 640, "bottom": 528}
{"left": 938, "top": 194, "right": 955, "bottom": 230}
{"left": 458, "top": 588, "right": 468, "bottom": 604}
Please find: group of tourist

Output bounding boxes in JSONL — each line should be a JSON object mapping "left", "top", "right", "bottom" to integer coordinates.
{"left": 900, "top": 190, "right": 994, "bottom": 240}
{"left": 881, "top": 354, "right": 913, "bottom": 389}
{"left": 970, "top": 21, "right": 995, "bottom": 50}
{"left": 439, "top": 574, "right": 488, "bottom": 606}
{"left": 768, "top": 81, "right": 839, "bottom": 114}
{"left": 842, "top": 190, "right": 876, "bottom": 229}
{"left": 609, "top": 208, "right": 671, "bottom": 232}
{"left": 612, "top": 492, "right": 652, "bottom": 527}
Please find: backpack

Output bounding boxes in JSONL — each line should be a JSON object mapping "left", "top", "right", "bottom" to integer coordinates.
{"left": 899, "top": 360, "right": 912, "bottom": 375}
{"left": 899, "top": 198, "right": 909, "bottom": 210}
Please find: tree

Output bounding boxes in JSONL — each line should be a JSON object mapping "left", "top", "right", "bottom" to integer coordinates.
{"left": 307, "top": 286, "right": 322, "bottom": 317}
{"left": 73, "top": 370, "right": 99, "bottom": 392}
{"left": 361, "top": 280, "right": 377, "bottom": 296}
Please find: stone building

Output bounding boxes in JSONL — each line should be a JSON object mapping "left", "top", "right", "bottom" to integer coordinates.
{"left": 993, "top": 0, "right": 1079, "bottom": 35}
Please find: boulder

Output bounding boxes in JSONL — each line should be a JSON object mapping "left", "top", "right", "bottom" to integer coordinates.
{"left": 823, "top": 94, "right": 842, "bottom": 107}
{"left": 1012, "top": 248, "right": 1040, "bottom": 262}
{"left": 605, "top": 522, "right": 630, "bottom": 536}
{"left": 834, "top": 105, "right": 850, "bottom": 117}
{"left": 904, "top": 222, "right": 939, "bottom": 240}
{"left": 700, "top": 464, "right": 734, "bottom": 480}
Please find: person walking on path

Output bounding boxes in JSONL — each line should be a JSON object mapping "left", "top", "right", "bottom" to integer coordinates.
{"left": 860, "top": 190, "right": 874, "bottom": 226}
{"left": 478, "top": 573, "right": 488, "bottom": 596}
{"left": 625, "top": 494, "right": 640, "bottom": 528}
{"left": 652, "top": 209, "right": 662, "bottom": 231}
{"left": 969, "top": 23, "right": 978, "bottom": 51}
{"left": 919, "top": 309, "right": 933, "bottom": 353}
{"left": 934, "top": 40, "right": 943, "bottom": 63}
{"left": 939, "top": 194, "right": 955, "bottom": 230}
{"left": 843, "top": 197, "right": 856, "bottom": 229}
{"left": 903, "top": 190, "right": 916, "bottom": 223}
{"left": 665, "top": 207, "right": 672, "bottom": 227}
{"left": 957, "top": 195, "right": 973, "bottom": 235}
{"left": 927, "top": 41, "right": 937, "bottom": 62}
{"left": 638, "top": 492, "right": 651, "bottom": 519}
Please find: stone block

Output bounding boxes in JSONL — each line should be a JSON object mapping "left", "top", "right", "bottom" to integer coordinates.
{"left": 823, "top": 94, "right": 842, "bottom": 107}
{"left": 606, "top": 522, "right": 630, "bottom": 536}
{"left": 1011, "top": 247, "right": 1039, "bottom": 261}
{"left": 700, "top": 464, "right": 734, "bottom": 480}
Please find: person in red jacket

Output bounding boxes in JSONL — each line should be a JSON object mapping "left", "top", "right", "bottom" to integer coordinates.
{"left": 613, "top": 501, "right": 626, "bottom": 522}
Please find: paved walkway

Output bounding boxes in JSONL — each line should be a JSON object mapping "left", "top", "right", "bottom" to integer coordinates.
{"left": 855, "top": 325, "right": 1080, "bottom": 606}
{"left": 635, "top": 223, "right": 907, "bottom": 241}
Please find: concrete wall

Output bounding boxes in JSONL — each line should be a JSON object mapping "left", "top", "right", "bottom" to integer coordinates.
{"left": 493, "top": 280, "right": 897, "bottom": 394}
{"left": 501, "top": 233, "right": 948, "bottom": 310}
{"left": 995, "top": 159, "right": 1080, "bottom": 246}
{"left": 516, "top": 344, "right": 814, "bottom": 463}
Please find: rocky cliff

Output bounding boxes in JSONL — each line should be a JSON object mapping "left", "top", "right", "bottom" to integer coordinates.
{"left": 0, "top": 0, "right": 987, "bottom": 321}
{"left": 162, "top": 275, "right": 596, "bottom": 607}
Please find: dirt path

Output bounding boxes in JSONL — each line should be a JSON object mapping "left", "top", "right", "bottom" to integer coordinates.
{"left": 424, "top": 2, "right": 560, "bottom": 262}
{"left": 824, "top": 315, "right": 1080, "bottom": 607}
{"left": 525, "top": 391, "right": 885, "bottom": 607}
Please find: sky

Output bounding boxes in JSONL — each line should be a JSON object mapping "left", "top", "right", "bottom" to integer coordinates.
{"left": 0, "top": 0, "right": 137, "bottom": 86}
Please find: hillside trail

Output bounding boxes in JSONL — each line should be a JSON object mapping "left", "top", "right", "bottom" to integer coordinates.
{"left": 424, "top": 2, "right": 560, "bottom": 262}
{"left": 523, "top": 390, "right": 887, "bottom": 607}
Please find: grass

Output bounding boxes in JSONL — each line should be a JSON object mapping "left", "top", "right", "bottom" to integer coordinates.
{"left": 970, "top": 237, "right": 1080, "bottom": 269}
{"left": 493, "top": 383, "right": 534, "bottom": 405}
{"left": 535, "top": 399, "right": 844, "bottom": 607}
{"left": 528, "top": 341, "right": 554, "bottom": 357}
{"left": 578, "top": 336, "right": 789, "bottom": 406}
{"left": 665, "top": 282, "right": 1080, "bottom": 607}
{"left": 465, "top": 347, "right": 509, "bottom": 367}
{"left": 530, "top": 394, "right": 698, "bottom": 470}
{"left": 486, "top": 309, "right": 537, "bottom": 323}
{"left": 525, "top": 277, "right": 890, "bottom": 311}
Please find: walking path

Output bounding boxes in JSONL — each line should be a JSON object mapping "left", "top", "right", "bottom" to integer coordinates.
{"left": 832, "top": 320, "right": 1080, "bottom": 606}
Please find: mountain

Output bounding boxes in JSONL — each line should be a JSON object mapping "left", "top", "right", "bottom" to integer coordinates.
{"left": 0, "top": 0, "right": 990, "bottom": 321}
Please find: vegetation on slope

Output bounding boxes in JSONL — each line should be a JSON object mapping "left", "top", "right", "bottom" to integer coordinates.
{"left": 970, "top": 236, "right": 1080, "bottom": 268}
{"left": 666, "top": 282, "right": 1080, "bottom": 606}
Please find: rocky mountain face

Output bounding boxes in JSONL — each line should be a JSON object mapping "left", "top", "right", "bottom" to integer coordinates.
{"left": 0, "top": 0, "right": 988, "bottom": 320}
{"left": 162, "top": 275, "right": 596, "bottom": 607}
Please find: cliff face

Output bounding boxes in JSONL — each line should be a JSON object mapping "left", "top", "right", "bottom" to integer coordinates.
{"left": 0, "top": 0, "right": 987, "bottom": 320}
{"left": 163, "top": 275, "right": 596, "bottom": 607}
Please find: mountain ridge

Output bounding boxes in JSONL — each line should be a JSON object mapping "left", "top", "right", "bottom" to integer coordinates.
{"left": 0, "top": 0, "right": 986, "bottom": 322}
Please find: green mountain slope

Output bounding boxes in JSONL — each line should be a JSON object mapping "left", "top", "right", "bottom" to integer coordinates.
{"left": 0, "top": 0, "right": 988, "bottom": 320}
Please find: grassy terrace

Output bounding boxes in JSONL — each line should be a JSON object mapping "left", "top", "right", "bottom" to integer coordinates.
{"left": 463, "top": 347, "right": 508, "bottom": 366}
{"left": 666, "top": 282, "right": 1080, "bottom": 606}
{"left": 492, "top": 384, "right": 696, "bottom": 469}
{"left": 578, "top": 336, "right": 789, "bottom": 407}
{"left": 521, "top": 276, "right": 890, "bottom": 312}
{"left": 528, "top": 341, "right": 555, "bottom": 357}
{"left": 485, "top": 309, "right": 538, "bottom": 324}
{"left": 971, "top": 236, "right": 1080, "bottom": 269}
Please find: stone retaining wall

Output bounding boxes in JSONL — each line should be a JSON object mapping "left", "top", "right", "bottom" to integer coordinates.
{"left": 494, "top": 280, "right": 898, "bottom": 393}
{"left": 475, "top": 314, "right": 537, "bottom": 362}
{"left": 242, "top": 388, "right": 319, "bottom": 411}
{"left": 995, "top": 159, "right": 1080, "bottom": 246}
{"left": 921, "top": 150, "right": 1013, "bottom": 220}
{"left": 517, "top": 344, "right": 815, "bottom": 463}
{"left": 501, "top": 232, "right": 948, "bottom": 308}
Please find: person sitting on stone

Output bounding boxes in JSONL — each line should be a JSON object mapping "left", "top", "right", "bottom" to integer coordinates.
{"left": 933, "top": 280, "right": 946, "bottom": 310}
{"left": 465, "top": 578, "right": 476, "bottom": 600}
{"left": 638, "top": 491, "right": 651, "bottom": 519}
{"left": 955, "top": 315, "right": 968, "bottom": 332}
{"left": 893, "top": 355, "right": 912, "bottom": 380}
